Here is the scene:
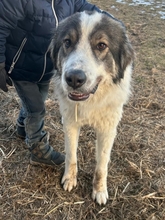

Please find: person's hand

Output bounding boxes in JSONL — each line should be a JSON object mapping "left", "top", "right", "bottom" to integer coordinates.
{"left": 0, "top": 62, "right": 13, "bottom": 92}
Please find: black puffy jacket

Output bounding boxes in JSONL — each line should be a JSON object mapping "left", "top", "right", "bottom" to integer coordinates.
{"left": 0, "top": 0, "right": 101, "bottom": 82}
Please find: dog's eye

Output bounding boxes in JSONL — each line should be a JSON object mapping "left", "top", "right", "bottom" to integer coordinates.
{"left": 64, "top": 39, "right": 71, "bottom": 48}
{"left": 97, "top": 42, "right": 107, "bottom": 51}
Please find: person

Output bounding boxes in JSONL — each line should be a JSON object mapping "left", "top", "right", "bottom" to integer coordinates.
{"left": 0, "top": 0, "right": 113, "bottom": 167}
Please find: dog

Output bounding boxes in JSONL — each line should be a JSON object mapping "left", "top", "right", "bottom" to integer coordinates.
{"left": 49, "top": 11, "right": 134, "bottom": 205}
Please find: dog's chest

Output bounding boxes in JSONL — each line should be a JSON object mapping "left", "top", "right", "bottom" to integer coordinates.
{"left": 72, "top": 102, "right": 108, "bottom": 126}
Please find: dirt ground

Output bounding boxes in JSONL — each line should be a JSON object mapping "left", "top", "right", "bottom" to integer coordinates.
{"left": 0, "top": 0, "right": 165, "bottom": 219}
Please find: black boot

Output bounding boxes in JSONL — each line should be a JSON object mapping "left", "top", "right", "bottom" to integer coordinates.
{"left": 16, "top": 123, "right": 26, "bottom": 139}
{"left": 29, "top": 133, "right": 65, "bottom": 166}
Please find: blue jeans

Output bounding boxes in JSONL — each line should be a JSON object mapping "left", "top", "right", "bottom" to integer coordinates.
{"left": 13, "top": 80, "right": 50, "bottom": 146}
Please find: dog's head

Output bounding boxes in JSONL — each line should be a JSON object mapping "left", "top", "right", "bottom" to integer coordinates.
{"left": 50, "top": 11, "right": 134, "bottom": 102}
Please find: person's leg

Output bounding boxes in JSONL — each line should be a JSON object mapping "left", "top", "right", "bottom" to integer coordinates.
{"left": 16, "top": 107, "right": 27, "bottom": 138}
{"left": 14, "top": 80, "right": 47, "bottom": 143}
{"left": 16, "top": 81, "right": 49, "bottom": 140}
{"left": 13, "top": 80, "right": 65, "bottom": 166}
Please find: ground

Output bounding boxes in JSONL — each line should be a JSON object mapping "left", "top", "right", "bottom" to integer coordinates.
{"left": 0, "top": 0, "right": 165, "bottom": 219}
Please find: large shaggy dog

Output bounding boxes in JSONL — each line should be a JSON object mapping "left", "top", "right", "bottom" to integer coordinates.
{"left": 50, "top": 11, "right": 134, "bottom": 205}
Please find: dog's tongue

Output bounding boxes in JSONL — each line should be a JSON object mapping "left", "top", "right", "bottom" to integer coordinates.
{"left": 68, "top": 92, "right": 89, "bottom": 101}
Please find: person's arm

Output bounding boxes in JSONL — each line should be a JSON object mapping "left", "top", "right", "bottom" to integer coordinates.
{"left": 0, "top": 0, "right": 27, "bottom": 63}
{"left": 0, "top": 0, "right": 27, "bottom": 92}
{"left": 74, "top": 0, "right": 101, "bottom": 13}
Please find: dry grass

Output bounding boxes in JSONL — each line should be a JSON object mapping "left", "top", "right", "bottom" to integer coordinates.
{"left": 0, "top": 0, "right": 165, "bottom": 219}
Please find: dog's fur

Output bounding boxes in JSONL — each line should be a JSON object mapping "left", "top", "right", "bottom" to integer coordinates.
{"left": 50, "top": 11, "right": 134, "bottom": 205}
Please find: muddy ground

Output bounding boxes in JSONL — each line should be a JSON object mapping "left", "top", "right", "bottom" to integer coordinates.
{"left": 0, "top": 0, "right": 165, "bottom": 219}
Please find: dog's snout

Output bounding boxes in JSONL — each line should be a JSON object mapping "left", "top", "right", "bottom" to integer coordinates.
{"left": 65, "top": 70, "right": 86, "bottom": 89}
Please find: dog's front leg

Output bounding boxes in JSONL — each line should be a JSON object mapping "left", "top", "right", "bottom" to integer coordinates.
{"left": 61, "top": 122, "right": 80, "bottom": 192}
{"left": 92, "top": 128, "right": 117, "bottom": 205}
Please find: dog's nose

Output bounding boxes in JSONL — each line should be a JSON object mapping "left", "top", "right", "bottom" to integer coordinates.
{"left": 65, "top": 70, "right": 86, "bottom": 89}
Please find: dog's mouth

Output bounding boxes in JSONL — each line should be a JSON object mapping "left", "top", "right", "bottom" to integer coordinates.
{"left": 68, "top": 84, "right": 99, "bottom": 101}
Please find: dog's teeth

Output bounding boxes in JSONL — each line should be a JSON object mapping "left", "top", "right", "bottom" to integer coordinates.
{"left": 71, "top": 92, "right": 86, "bottom": 97}
{"left": 91, "top": 84, "right": 98, "bottom": 94}
{"left": 68, "top": 92, "right": 90, "bottom": 101}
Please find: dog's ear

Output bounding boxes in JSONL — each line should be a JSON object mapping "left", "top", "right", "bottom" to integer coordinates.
{"left": 49, "top": 33, "right": 61, "bottom": 70}
{"left": 102, "top": 13, "right": 134, "bottom": 82}
{"left": 115, "top": 38, "right": 134, "bottom": 82}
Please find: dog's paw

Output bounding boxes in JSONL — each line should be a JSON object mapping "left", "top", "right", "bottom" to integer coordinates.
{"left": 92, "top": 189, "right": 108, "bottom": 205}
{"left": 61, "top": 175, "right": 77, "bottom": 192}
